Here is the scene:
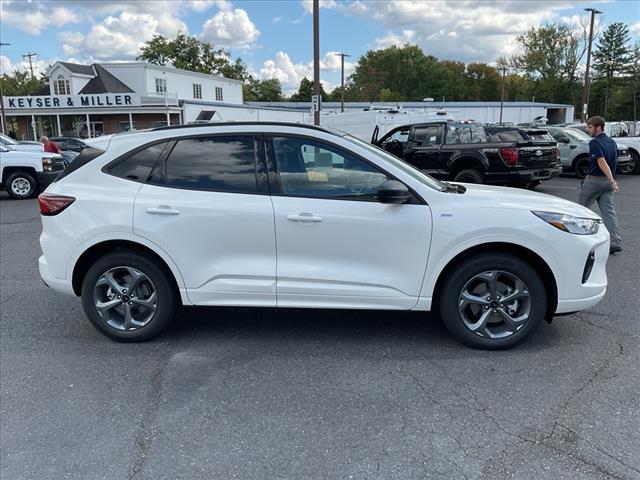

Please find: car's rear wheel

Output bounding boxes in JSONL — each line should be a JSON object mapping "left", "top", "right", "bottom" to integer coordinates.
{"left": 81, "top": 252, "right": 176, "bottom": 342}
{"left": 630, "top": 150, "right": 640, "bottom": 174}
{"left": 439, "top": 253, "right": 546, "bottom": 349}
{"left": 6, "top": 172, "right": 37, "bottom": 199}
{"left": 453, "top": 169, "right": 484, "bottom": 184}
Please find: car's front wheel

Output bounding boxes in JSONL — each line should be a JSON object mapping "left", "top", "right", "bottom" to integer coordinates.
{"left": 81, "top": 251, "right": 177, "bottom": 342}
{"left": 6, "top": 171, "right": 37, "bottom": 199}
{"left": 439, "top": 253, "right": 547, "bottom": 349}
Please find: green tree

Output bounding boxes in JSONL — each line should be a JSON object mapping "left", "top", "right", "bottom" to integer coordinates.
{"left": 510, "top": 24, "right": 586, "bottom": 104}
{"left": 464, "top": 63, "right": 501, "bottom": 101}
{"left": 592, "top": 22, "right": 633, "bottom": 116}
{"left": 138, "top": 33, "right": 246, "bottom": 79}
{"left": 243, "top": 77, "right": 284, "bottom": 102}
{"left": 0, "top": 70, "right": 47, "bottom": 96}
{"left": 289, "top": 77, "right": 327, "bottom": 102}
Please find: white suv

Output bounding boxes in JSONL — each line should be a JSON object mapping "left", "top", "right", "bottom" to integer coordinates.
{"left": 38, "top": 123, "right": 610, "bottom": 349}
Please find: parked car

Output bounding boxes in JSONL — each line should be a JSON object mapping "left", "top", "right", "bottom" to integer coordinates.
{"left": 38, "top": 123, "right": 610, "bottom": 349}
{"left": 0, "top": 144, "right": 66, "bottom": 199}
{"left": 551, "top": 126, "right": 634, "bottom": 176}
{"left": 0, "top": 133, "right": 43, "bottom": 152}
{"left": 566, "top": 123, "right": 640, "bottom": 174}
{"left": 373, "top": 121, "right": 561, "bottom": 187}
{"left": 49, "top": 137, "right": 87, "bottom": 153}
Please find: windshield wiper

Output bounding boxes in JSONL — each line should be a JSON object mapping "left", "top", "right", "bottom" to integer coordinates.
{"left": 440, "top": 181, "right": 466, "bottom": 194}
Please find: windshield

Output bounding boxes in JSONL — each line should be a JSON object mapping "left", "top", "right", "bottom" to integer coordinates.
{"left": 343, "top": 134, "right": 446, "bottom": 191}
{"left": 0, "top": 133, "right": 19, "bottom": 145}
{"left": 564, "top": 128, "right": 592, "bottom": 142}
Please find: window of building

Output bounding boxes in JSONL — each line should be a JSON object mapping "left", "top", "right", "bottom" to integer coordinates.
{"left": 215, "top": 87, "right": 223, "bottom": 102}
{"left": 163, "top": 136, "right": 259, "bottom": 193}
{"left": 54, "top": 75, "right": 71, "bottom": 95}
{"left": 108, "top": 142, "right": 169, "bottom": 182}
{"left": 155, "top": 78, "right": 167, "bottom": 94}
{"left": 271, "top": 137, "right": 388, "bottom": 200}
{"left": 193, "top": 83, "right": 202, "bottom": 99}
{"left": 119, "top": 121, "right": 136, "bottom": 132}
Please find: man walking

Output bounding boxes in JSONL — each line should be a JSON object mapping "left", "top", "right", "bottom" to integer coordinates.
{"left": 578, "top": 116, "right": 622, "bottom": 254}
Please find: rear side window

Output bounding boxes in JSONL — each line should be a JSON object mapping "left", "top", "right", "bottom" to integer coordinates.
{"left": 54, "top": 146, "right": 105, "bottom": 182}
{"left": 109, "top": 142, "right": 169, "bottom": 182}
{"left": 162, "top": 135, "right": 260, "bottom": 193}
{"left": 487, "top": 130, "right": 524, "bottom": 143}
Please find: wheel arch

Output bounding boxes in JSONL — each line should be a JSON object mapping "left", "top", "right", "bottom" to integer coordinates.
{"left": 2, "top": 166, "right": 38, "bottom": 184}
{"left": 431, "top": 242, "right": 558, "bottom": 322}
{"left": 449, "top": 156, "right": 486, "bottom": 177}
{"left": 71, "top": 239, "right": 184, "bottom": 304}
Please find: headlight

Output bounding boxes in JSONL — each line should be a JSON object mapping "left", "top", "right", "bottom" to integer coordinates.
{"left": 42, "top": 157, "right": 53, "bottom": 171}
{"left": 532, "top": 211, "right": 601, "bottom": 235}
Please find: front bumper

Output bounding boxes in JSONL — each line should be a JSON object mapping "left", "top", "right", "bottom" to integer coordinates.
{"left": 36, "top": 170, "right": 64, "bottom": 190}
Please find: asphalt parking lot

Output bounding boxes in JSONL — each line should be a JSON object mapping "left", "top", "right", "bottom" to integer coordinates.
{"left": 1, "top": 175, "right": 639, "bottom": 480}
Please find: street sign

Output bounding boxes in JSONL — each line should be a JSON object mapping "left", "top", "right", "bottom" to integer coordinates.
{"left": 311, "top": 95, "right": 321, "bottom": 113}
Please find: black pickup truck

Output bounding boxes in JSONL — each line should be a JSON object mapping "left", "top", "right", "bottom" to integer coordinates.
{"left": 372, "top": 121, "right": 561, "bottom": 186}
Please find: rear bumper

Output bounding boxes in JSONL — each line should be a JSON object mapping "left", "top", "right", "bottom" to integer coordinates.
{"left": 39, "top": 255, "right": 75, "bottom": 296}
{"left": 485, "top": 165, "right": 562, "bottom": 185}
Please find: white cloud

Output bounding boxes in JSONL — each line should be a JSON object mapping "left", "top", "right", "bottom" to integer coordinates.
{"left": 1, "top": 56, "right": 14, "bottom": 75}
{"left": 1, "top": 5, "right": 80, "bottom": 35}
{"left": 375, "top": 30, "right": 417, "bottom": 49}
{"left": 0, "top": 55, "right": 49, "bottom": 77}
{"left": 258, "top": 51, "right": 350, "bottom": 94}
{"left": 346, "top": 0, "right": 576, "bottom": 63}
{"left": 59, "top": 11, "right": 188, "bottom": 61}
{"left": 300, "top": 0, "right": 338, "bottom": 13}
{"left": 631, "top": 21, "right": 640, "bottom": 38}
{"left": 202, "top": 8, "right": 260, "bottom": 47}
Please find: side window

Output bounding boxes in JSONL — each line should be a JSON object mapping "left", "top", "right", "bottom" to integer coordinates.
{"left": 413, "top": 126, "right": 441, "bottom": 146}
{"left": 550, "top": 131, "right": 568, "bottom": 142}
{"left": 272, "top": 137, "right": 388, "bottom": 200}
{"left": 446, "top": 126, "right": 461, "bottom": 144}
{"left": 163, "top": 136, "right": 259, "bottom": 193}
{"left": 381, "top": 128, "right": 410, "bottom": 146}
{"left": 109, "top": 142, "right": 169, "bottom": 182}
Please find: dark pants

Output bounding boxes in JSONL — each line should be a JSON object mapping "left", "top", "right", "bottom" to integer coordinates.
{"left": 578, "top": 176, "right": 622, "bottom": 249}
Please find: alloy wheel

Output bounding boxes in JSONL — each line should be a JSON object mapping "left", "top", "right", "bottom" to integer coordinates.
{"left": 93, "top": 266, "right": 158, "bottom": 331}
{"left": 458, "top": 270, "right": 532, "bottom": 339}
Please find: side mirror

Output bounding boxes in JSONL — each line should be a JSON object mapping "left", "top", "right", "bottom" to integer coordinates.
{"left": 377, "top": 180, "right": 411, "bottom": 204}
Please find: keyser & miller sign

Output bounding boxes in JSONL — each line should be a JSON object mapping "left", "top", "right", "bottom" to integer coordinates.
{"left": 4, "top": 93, "right": 141, "bottom": 109}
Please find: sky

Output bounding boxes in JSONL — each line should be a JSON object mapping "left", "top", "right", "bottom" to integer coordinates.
{"left": 0, "top": 0, "right": 639, "bottom": 95}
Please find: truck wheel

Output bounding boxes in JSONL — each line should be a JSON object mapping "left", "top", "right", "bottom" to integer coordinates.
{"left": 574, "top": 156, "right": 589, "bottom": 179}
{"left": 6, "top": 172, "right": 37, "bottom": 199}
{"left": 438, "top": 253, "right": 546, "bottom": 349}
{"left": 453, "top": 169, "right": 484, "bottom": 184}
{"left": 630, "top": 151, "right": 640, "bottom": 174}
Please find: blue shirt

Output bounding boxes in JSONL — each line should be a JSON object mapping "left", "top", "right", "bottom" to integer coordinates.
{"left": 587, "top": 132, "right": 617, "bottom": 176}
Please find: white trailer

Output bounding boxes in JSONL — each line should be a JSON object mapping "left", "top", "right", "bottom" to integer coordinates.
{"left": 313, "top": 108, "right": 455, "bottom": 141}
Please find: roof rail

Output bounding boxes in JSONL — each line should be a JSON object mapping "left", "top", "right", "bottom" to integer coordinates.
{"left": 150, "top": 121, "right": 331, "bottom": 133}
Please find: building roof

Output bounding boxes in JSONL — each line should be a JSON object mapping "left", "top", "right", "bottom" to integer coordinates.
{"left": 247, "top": 101, "right": 575, "bottom": 110}
{"left": 78, "top": 64, "right": 134, "bottom": 94}
{"left": 30, "top": 83, "right": 51, "bottom": 96}
{"left": 59, "top": 61, "right": 95, "bottom": 75}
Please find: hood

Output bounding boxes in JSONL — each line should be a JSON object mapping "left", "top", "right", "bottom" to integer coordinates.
{"left": 452, "top": 183, "right": 601, "bottom": 219}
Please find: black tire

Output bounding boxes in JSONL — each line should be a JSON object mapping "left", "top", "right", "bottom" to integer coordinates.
{"left": 630, "top": 150, "right": 640, "bottom": 174}
{"left": 573, "top": 155, "right": 589, "bottom": 179}
{"left": 5, "top": 171, "right": 37, "bottom": 199}
{"left": 453, "top": 169, "right": 484, "bottom": 184}
{"left": 438, "top": 253, "right": 547, "bottom": 349}
{"left": 81, "top": 251, "right": 177, "bottom": 342}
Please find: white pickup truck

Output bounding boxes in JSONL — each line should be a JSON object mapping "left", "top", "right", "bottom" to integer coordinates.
{"left": 0, "top": 144, "right": 66, "bottom": 199}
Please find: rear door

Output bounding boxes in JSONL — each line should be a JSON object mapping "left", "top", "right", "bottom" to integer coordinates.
{"left": 132, "top": 134, "right": 277, "bottom": 306}
{"left": 407, "top": 124, "right": 445, "bottom": 175}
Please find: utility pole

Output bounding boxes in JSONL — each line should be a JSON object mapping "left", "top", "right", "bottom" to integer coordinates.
{"left": 499, "top": 67, "right": 507, "bottom": 126}
{"left": 22, "top": 51, "right": 37, "bottom": 79}
{"left": 582, "top": 8, "right": 602, "bottom": 122}
{"left": 334, "top": 52, "right": 351, "bottom": 113}
{"left": 0, "top": 42, "right": 10, "bottom": 134}
{"left": 312, "top": 0, "right": 320, "bottom": 125}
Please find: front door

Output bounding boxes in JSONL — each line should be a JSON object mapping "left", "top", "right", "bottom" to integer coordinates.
{"left": 267, "top": 135, "right": 432, "bottom": 310}
{"left": 133, "top": 134, "right": 277, "bottom": 306}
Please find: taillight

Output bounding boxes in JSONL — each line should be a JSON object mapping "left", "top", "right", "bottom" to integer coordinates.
{"left": 38, "top": 193, "right": 75, "bottom": 216}
{"left": 499, "top": 147, "right": 519, "bottom": 167}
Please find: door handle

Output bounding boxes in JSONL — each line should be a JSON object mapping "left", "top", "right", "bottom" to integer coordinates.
{"left": 287, "top": 213, "right": 322, "bottom": 223}
{"left": 145, "top": 206, "right": 180, "bottom": 215}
